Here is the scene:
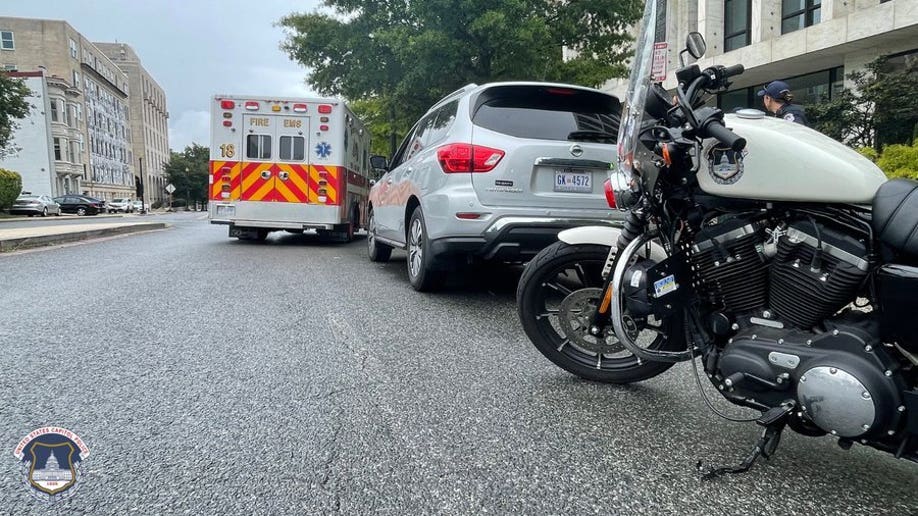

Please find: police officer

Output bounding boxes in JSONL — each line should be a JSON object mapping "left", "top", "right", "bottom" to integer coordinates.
{"left": 757, "top": 80, "right": 810, "bottom": 127}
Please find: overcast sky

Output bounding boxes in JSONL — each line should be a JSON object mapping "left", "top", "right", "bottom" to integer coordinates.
{"left": 5, "top": 0, "right": 323, "bottom": 150}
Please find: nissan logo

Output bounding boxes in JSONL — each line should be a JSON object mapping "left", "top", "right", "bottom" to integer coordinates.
{"left": 569, "top": 144, "right": 583, "bottom": 157}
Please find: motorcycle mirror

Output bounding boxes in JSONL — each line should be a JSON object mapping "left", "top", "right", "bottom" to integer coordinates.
{"left": 685, "top": 32, "right": 706, "bottom": 59}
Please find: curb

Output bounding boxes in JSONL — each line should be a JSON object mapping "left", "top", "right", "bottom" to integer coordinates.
{"left": 0, "top": 214, "right": 127, "bottom": 224}
{"left": 0, "top": 222, "right": 169, "bottom": 252}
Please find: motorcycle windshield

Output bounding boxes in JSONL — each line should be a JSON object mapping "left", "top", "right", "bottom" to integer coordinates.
{"left": 615, "top": 0, "right": 659, "bottom": 186}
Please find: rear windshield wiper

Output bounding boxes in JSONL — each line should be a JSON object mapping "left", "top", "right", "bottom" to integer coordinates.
{"left": 567, "top": 130, "right": 616, "bottom": 143}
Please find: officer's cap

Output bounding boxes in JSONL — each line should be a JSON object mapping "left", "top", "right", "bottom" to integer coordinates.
{"left": 757, "top": 81, "right": 792, "bottom": 98}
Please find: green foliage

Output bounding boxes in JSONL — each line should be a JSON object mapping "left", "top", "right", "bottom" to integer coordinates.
{"left": 164, "top": 143, "right": 209, "bottom": 205}
{"left": 877, "top": 143, "right": 918, "bottom": 180}
{"left": 0, "top": 168, "right": 23, "bottom": 211}
{"left": 857, "top": 146, "right": 879, "bottom": 162}
{"left": 279, "top": 0, "right": 641, "bottom": 156}
{"left": 809, "top": 57, "right": 918, "bottom": 149}
{"left": 0, "top": 74, "right": 32, "bottom": 160}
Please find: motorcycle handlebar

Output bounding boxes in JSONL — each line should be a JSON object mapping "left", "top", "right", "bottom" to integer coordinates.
{"left": 702, "top": 119, "right": 746, "bottom": 152}
{"left": 722, "top": 64, "right": 745, "bottom": 78}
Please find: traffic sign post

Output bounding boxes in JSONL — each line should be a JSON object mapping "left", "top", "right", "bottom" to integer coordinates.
{"left": 165, "top": 183, "right": 176, "bottom": 211}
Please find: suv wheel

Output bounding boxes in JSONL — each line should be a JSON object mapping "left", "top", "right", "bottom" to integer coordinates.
{"left": 41, "top": 208, "right": 48, "bottom": 217}
{"left": 367, "top": 210, "right": 392, "bottom": 262}
{"left": 406, "top": 207, "right": 444, "bottom": 291}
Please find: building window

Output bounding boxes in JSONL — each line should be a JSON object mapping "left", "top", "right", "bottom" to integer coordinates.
{"left": 2, "top": 64, "right": 15, "bottom": 71}
{"left": 50, "top": 100, "right": 60, "bottom": 123}
{"left": 782, "top": 0, "right": 821, "bottom": 34}
{"left": 0, "top": 31, "right": 13, "bottom": 50}
{"left": 53, "top": 138, "right": 63, "bottom": 161}
{"left": 724, "top": 0, "right": 752, "bottom": 51}
{"left": 69, "top": 38, "right": 77, "bottom": 58}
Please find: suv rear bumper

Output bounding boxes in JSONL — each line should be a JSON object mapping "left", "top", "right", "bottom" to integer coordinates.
{"left": 429, "top": 216, "right": 621, "bottom": 262}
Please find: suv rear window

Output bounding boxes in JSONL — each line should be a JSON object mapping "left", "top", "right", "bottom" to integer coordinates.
{"left": 472, "top": 85, "right": 620, "bottom": 141}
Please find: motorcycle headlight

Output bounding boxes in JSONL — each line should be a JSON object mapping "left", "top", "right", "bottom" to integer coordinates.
{"left": 609, "top": 168, "right": 640, "bottom": 211}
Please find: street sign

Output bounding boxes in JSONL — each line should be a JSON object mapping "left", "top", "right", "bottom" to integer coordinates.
{"left": 651, "top": 42, "right": 668, "bottom": 82}
{"left": 165, "top": 183, "right": 176, "bottom": 194}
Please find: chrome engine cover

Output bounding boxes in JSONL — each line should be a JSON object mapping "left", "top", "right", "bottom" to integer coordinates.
{"left": 797, "top": 366, "right": 876, "bottom": 438}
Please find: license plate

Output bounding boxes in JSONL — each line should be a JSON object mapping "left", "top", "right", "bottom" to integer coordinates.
{"left": 553, "top": 170, "right": 592, "bottom": 193}
{"left": 215, "top": 205, "right": 235, "bottom": 217}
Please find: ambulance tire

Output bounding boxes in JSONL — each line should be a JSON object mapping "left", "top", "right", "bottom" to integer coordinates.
{"left": 367, "top": 210, "right": 392, "bottom": 262}
{"left": 406, "top": 207, "right": 444, "bottom": 292}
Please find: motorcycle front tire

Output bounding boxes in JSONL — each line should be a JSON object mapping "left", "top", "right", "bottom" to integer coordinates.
{"left": 517, "top": 241, "right": 683, "bottom": 384}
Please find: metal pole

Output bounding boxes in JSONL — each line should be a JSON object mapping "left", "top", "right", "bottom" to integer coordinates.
{"left": 138, "top": 157, "right": 146, "bottom": 214}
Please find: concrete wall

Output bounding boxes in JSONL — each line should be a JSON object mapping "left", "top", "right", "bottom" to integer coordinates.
{"left": 0, "top": 73, "right": 54, "bottom": 197}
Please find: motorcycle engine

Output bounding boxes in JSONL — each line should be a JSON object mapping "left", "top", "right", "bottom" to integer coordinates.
{"left": 688, "top": 215, "right": 906, "bottom": 439}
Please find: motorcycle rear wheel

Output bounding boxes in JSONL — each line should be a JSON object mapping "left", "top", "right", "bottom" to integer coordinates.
{"left": 517, "top": 241, "right": 682, "bottom": 384}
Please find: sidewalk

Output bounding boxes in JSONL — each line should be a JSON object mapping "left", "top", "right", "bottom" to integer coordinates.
{"left": 0, "top": 210, "right": 174, "bottom": 224}
{"left": 0, "top": 221, "right": 169, "bottom": 252}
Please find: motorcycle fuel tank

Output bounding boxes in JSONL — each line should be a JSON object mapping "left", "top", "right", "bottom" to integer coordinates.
{"left": 696, "top": 110, "right": 887, "bottom": 204}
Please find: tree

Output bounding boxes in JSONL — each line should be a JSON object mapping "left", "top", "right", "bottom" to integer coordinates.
{"left": 810, "top": 57, "right": 918, "bottom": 150}
{"left": 279, "top": 0, "right": 641, "bottom": 155}
{"left": 164, "top": 143, "right": 209, "bottom": 207}
{"left": 0, "top": 74, "right": 32, "bottom": 160}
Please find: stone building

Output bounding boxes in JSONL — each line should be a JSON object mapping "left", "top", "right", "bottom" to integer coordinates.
{"left": 96, "top": 42, "right": 169, "bottom": 206}
{"left": 0, "top": 17, "right": 136, "bottom": 200}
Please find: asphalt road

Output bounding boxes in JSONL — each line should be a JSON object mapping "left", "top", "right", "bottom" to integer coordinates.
{"left": 1, "top": 213, "right": 916, "bottom": 514}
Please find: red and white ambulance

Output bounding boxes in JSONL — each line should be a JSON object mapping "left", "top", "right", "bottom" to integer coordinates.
{"left": 208, "top": 95, "right": 372, "bottom": 241}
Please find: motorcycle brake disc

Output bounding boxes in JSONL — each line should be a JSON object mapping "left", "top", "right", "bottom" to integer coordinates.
{"left": 557, "top": 288, "right": 626, "bottom": 355}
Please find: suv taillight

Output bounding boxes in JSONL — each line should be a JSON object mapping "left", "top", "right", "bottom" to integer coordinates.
{"left": 437, "top": 143, "right": 504, "bottom": 173}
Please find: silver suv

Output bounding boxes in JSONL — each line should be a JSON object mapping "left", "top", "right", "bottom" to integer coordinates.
{"left": 366, "top": 82, "right": 622, "bottom": 291}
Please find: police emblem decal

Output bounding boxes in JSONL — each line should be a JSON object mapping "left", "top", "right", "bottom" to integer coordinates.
{"left": 706, "top": 144, "right": 746, "bottom": 185}
{"left": 315, "top": 142, "right": 332, "bottom": 158}
{"left": 14, "top": 427, "right": 89, "bottom": 502}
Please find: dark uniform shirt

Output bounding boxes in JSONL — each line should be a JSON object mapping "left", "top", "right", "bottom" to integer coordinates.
{"left": 776, "top": 103, "right": 809, "bottom": 127}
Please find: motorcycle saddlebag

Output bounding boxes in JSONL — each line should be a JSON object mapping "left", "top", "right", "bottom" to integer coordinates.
{"left": 877, "top": 263, "right": 918, "bottom": 351}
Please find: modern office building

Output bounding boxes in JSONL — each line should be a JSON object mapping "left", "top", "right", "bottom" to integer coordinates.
{"left": 603, "top": 0, "right": 918, "bottom": 112}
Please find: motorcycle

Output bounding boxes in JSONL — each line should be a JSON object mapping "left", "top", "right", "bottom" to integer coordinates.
{"left": 516, "top": 0, "right": 918, "bottom": 478}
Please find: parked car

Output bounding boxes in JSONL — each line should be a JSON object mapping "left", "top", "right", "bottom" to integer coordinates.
{"left": 107, "top": 198, "right": 134, "bottom": 213}
{"left": 131, "top": 200, "right": 148, "bottom": 212}
{"left": 9, "top": 194, "right": 61, "bottom": 217}
{"left": 52, "top": 195, "right": 105, "bottom": 216}
{"left": 366, "top": 82, "right": 623, "bottom": 291}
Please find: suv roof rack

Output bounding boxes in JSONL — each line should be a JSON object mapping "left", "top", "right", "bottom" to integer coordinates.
{"left": 429, "top": 83, "right": 478, "bottom": 111}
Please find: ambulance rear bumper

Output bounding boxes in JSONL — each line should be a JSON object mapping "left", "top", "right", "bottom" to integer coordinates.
{"left": 212, "top": 219, "right": 338, "bottom": 231}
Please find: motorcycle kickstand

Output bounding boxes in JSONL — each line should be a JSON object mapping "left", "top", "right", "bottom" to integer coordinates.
{"left": 696, "top": 404, "right": 793, "bottom": 481}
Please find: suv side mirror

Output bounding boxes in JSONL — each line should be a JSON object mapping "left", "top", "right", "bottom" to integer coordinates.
{"left": 370, "top": 155, "right": 389, "bottom": 173}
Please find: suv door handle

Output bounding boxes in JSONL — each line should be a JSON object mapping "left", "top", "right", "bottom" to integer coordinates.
{"left": 386, "top": 178, "right": 393, "bottom": 184}
{"left": 405, "top": 167, "right": 413, "bottom": 174}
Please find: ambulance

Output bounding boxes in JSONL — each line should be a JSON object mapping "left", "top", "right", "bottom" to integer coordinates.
{"left": 208, "top": 95, "right": 372, "bottom": 241}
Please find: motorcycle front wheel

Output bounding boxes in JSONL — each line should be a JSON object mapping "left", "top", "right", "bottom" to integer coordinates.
{"left": 517, "top": 241, "right": 683, "bottom": 384}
